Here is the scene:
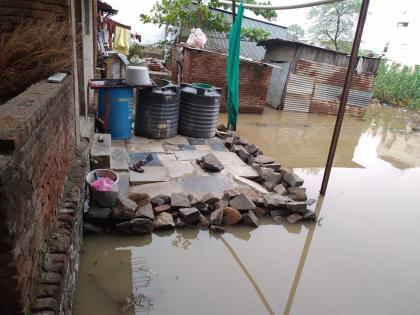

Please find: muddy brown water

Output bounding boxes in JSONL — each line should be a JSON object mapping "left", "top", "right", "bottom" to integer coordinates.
{"left": 75, "top": 106, "right": 420, "bottom": 315}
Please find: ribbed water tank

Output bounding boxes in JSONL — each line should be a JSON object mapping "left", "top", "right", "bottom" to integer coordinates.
{"left": 135, "top": 79, "right": 180, "bottom": 139}
{"left": 178, "top": 83, "right": 221, "bottom": 138}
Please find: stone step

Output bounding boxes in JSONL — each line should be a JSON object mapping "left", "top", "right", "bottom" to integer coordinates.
{"left": 91, "top": 133, "right": 111, "bottom": 170}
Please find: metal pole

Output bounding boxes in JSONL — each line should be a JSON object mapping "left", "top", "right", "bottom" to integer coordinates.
{"left": 232, "top": 0, "right": 236, "bottom": 23}
{"left": 320, "top": 0, "right": 370, "bottom": 195}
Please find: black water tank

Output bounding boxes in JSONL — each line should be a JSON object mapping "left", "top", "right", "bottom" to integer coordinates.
{"left": 178, "top": 83, "right": 221, "bottom": 138}
{"left": 135, "top": 79, "right": 180, "bottom": 139}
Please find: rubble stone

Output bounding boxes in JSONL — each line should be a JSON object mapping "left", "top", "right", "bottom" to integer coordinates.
{"left": 223, "top": 189, "right": 240, "bottom": 200}
{"left": 254, "top": 155, "right": 275, "bottom": 164}
{"left": 244, "top": 144, "right": 259, "bottom": 155}
{"left": 286, "top": 201, "right": 308, "bottom": 212}
{"left": 222, "top": 207, "right": 242, "bottom": 225}
{"left": 264, "top": 163, "right": 281, "bottom": 172}
{"left": 197, "top": 214, "right": 211, "bottom": 228}
{"left": 201, "top": 193, "right": 220, "bottom": 205}
{"left": 83, "top": 223, "right": 103, "bottom": 235}
{"left": 153, "top": 212, "right": 175, "bottom": 230}
{"left": 171, "top": 193, "right": 191, "bottom": 209}
{"left": 242, "top": 211, "right": 259, "bottom": 227}
{"left": 84, "top": 205, "right": 111, "bottom": 223}
{"left": 210, "top": 208, "right": 224, "bottom": 225}
{"left": 111, "top": 194, "right": 137, "bottom": 220}
{"left": 287, "top": 187, "right": 307, "bottom": 201}
{"left": 225, "top": 137, "right": 233, "bottom": 148}
{"left": 153, "top": 204, "right": 172, "bottom": 214}
{"left": 253, "top": 207, "right": 267, "bottom": 217}
{"left": 273, "top": 184, "right": 287, "bottom": 195}
{"left": 197, "top": 154, "right": 224, "bottom": 172}
{"left": 284, "top": 173, "right": 304, "bottom": 187}
{"left": 179, "top": 207, "right": 201, "bottom": 224}
{"left": 192, "top": 201, "right": 210, "bottom": 214}
{"left": 237, "top": 148, "right": 251, "bottom": 162}
{"left": 130, "top": 218, "right": 153, "bottom": 234}
{"left": 263, "top": 193, "right": 292, "bottom": 209}
{"left": 301, "top": 209, "right": 317, "bottom": 221}
{"left": 150, "top": 194, "right": 171, "bottom": 207}
{"left": 286, "top": 213, "right": 303, "bottom": 224}
{"left": 229, "top": 193, "right": 256, "bottom": 212}
{"left": 135, "top": 203, "right": 155, "bottom": 220}
{"left": 128, "top": 192, "right": 151, "bottom": 208}
{"left": 215, "top": 199, "right": 229, "bottom": 210}
{"left": 114, "top": 221, "right": 132, "bottom": 234}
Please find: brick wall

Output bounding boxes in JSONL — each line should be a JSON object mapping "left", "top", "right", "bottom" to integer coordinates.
{"left": 309, "top": 100, "right": 367, "bottom": 117}
{"left": 172, "top": 46, "right": 272, "bottom": 114}
{"left": 0, "top": 78, "right": 75, "bottom": 314}
{"left": 0, "top": 0, "right": 69, "bottom": 33}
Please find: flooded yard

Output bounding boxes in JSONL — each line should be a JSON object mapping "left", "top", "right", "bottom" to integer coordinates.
{"left": 75, "top": 106, "right": 420, "bottom": 315}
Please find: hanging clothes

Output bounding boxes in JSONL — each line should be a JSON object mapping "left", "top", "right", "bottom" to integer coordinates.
{"left": 113, "top": 25, "right": 130, "bottom": 55}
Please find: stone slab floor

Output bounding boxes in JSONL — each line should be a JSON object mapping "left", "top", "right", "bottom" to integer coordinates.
{"left": 102, "top": 134, "right": 265, "bottom": 200}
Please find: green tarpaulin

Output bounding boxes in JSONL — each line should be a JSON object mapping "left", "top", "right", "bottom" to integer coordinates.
{"left": 227, "top": 1, "right": 244, "bottom": 130}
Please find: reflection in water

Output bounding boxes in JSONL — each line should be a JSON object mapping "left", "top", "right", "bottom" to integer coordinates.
{"left": 75, "top": 106, "right": 420, "bottom": 315}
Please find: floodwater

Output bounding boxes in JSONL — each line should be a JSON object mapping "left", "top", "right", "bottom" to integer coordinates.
{"left": 75, "top": 106, "right": 420, "bottom": 315}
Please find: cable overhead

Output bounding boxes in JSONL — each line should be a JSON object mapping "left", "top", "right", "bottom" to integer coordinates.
{"left": 218, "top": 0, "right": 343, "bottom": 10}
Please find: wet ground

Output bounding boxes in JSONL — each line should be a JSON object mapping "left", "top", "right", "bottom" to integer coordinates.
{"left": 75, "top": 106, "right": 420, "bottom": 315}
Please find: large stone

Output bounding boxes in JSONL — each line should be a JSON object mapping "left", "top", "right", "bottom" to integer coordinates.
{"left": 270, "top": 209, "right": 292, "bottom": 217}
{"left": 114, "top": 221, "right": 132, "bottom": 234}
{"left": 192, "top": 201, "right": 210, "bottom": 214}
{"left": 229, "top": 194, "right": 256, "bottom": 212}
{"left": 284, "top": 173, "right": 304, "bottom": 187}
{"left": 91, "top": 133, "right": 111, "bottom": 169}
{"left": 128, "top": 192, "right": 150, "bottom": 208}
{"left": 153, "top": 212, "right": 175, "bottom": 230}
{"left": 85, "top": 205, "right": 111, "bottom": 223}
{"left": 210, "top": 208, "right": 224, "bottom": 225}
{"left": 222, "top": 207, "right": 242, "bottom": 225}
{"left": 242, "top": 211, "right": 259, "bottom": 227}
{"left": 175, "top": 217, "right": 187, "bottom": 228}
{"left": 130, "top": 218, "right": 153, "bottom": 234}
{"left": 301, "top": 209, "right": 317, "bottom": 221}
{"left": 201, "top": 193, "right": 220, "bottom": 205}
{"left": 263, "top": 193, "right": 292, "bottom": 209}
{"left": 171, "top": 193, "right": 191, "bottom": 209}
{"left": 273, "top": 184, "right": 287, "bottom": 195}
{"left": 225, "top": 137, "right": 233, "bottom": 148}
{"left": 264, "top": 163, "right": 281, "bottom": 172}
{"left": 215, "top": 199, "right": 229, "bottom": 210}
{"left": 150, "top": 194, "right": 171, "bottom": 207}
{"left": 286, "top": 213, "right": 303, "bottom": 224}
{"left": 258, "top": 167, "right": 275, "bottom": 180}
{"left": 253, "top": 207, "right": 267, "bottom": 217}
{"left": 197, "top": 214, "right": 211, "bottom": 228}
{"left": 286, "top": 201, "right": 308, "bottom": 212}
{"left": 135, "top": 203, "right": 155, "bottom": 220}
{"left": 287, "top": 187, "right": 307, "bottom": 201}
{"left": 197, "top": 154, "right": 224, "bottom": 172}
{"left": 237, "top": 148, "right": 251, "bottom": 162}
{"left": 244, "top": 144, "right": 259, "bottom": 155}
{"left": 111, "top": 194, "right": 137, "bottom": 220}
{"left": 254, "top": 155, "right": 275, "bottom": 164}
{"left": 223, "top": 189, "right": 239, "bottom": 200}
{"left": 179, "top": 207, "right": 201, "bottom": 224}
{"left": 153, "top": 204, "right": 172, "bottom": 214}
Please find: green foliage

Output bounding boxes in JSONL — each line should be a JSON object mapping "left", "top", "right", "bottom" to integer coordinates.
{"left": 241, "top": 27, "right": 270, "bottom": 42}
{"left": 307, "top": 0, "right": 361, "bottom": 51}
{"left": 373, "top": 61, "right": 420, "bottom": 109}
{"left": 129, "top": 44, "right": 143, "bottom": 58}
{"left": 288, "top": 24, "right": 305, "bottom": 39}
{"left": 140, "top": 0, "right": 276, "bottom": 43}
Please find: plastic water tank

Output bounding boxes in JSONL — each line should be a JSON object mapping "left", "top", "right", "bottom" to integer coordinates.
{"left": 135, "top": 79, "right": 180, "bottom": 139}
{"left": 178, "top": 83, "right": 221, "bottom": 138}
{"left": 98, "top": 87, "right": 133, "bottom": 140}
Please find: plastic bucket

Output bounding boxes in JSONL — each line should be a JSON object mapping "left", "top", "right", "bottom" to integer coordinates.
{"left": 86, "top": 169, "right": 119, "bottom": 207}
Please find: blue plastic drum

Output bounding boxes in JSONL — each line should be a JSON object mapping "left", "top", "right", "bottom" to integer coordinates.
{"left": 98, "top": 87, "right": 133, "bottom": 140}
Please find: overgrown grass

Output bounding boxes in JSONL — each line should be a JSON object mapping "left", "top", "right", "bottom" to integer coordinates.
{"left": 373, "top": 61, "right": 420, "bottom": 109}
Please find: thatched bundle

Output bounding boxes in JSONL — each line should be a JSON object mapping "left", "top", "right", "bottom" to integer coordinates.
{"left": 0, "top": 15, "right": 73, "bottom": 104}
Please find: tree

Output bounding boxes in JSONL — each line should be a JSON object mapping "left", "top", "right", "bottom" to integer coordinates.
{"left": 307, "top": 0, "right": 361, "bottom": 51}
{"left": 288, "top": 24, "right": 305, "bottom": 39}
{"left": 140, "top": 0, "right": 277, "bottom": 43}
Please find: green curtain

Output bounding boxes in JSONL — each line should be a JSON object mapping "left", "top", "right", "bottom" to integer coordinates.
{"left": 227, "top": 1, "right": 244, "bottom": 130}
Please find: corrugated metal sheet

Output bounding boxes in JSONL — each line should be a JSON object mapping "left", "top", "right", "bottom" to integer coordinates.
{"left": 294, "top": 59, "right": 375, "bottom": 92}
{"left": 283, "top": 74, "right": 314, "bottom": 112}
{"left": 282, "top": 59, "right": 375, "bottom": 114}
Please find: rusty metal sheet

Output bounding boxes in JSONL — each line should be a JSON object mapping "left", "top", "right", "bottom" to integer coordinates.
{"left": 283, "top": 74, "right": 314, "bottom": 112}
{"left": 286, "top": 74, "right": 314, "bottom": 95}
{"left": 313, "top": 83, "right": 373, "bottom": 107}
{"left": 294, "top": 59, "right": 375, "bottom": 92}
{"left": 284, "top": 93, "right": 311, "bottom": 112}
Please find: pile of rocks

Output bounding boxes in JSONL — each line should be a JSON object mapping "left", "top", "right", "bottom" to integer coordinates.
{"left": 84, "top": 187, "right": 316, "bottom": 235}
{"left": 216, "top": 124, "right": 305, "bottom": 193}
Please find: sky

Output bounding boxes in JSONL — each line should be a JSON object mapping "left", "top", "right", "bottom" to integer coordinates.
{"left": 105, "top": 0, "right": 420, "bottom": 64}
